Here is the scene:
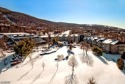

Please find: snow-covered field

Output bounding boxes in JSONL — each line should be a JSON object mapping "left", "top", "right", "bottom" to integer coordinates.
{"left": 0, "top": 46, "right": 125, "bottom": 84}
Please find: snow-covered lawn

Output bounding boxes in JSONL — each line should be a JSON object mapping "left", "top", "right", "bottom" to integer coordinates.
{"left": 0, "top": 46, "right": 125, "bottom": 84}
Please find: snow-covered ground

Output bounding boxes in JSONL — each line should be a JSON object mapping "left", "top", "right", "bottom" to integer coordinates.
{"left": 0, "top": 46, "right": 125, "bottom": 84}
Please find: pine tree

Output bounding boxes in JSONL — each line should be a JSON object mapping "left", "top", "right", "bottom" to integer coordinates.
{"left": 14, "top": 38, "right": 35, "bottom": 62}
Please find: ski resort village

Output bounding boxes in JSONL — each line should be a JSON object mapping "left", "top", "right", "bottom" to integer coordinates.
{"left": 0, "top": 6, "right": 125, "bottom": 84}
{"left": 0, "top": 29, "right": 125, "bottom": 84}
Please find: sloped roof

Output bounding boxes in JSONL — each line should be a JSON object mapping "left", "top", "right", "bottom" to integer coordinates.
{"left": 62, "top": 30, "right": 71, "bottom": 35}
{"left": 0, "top": 33, "right": 30, "bottom": 36}
{"left": 96, "top": 38, "right": 105, "bottom": 42}
{"left": 111, "top": 40, "right": 119, "bottom": 45}
{"left": 102, "top": 39, "right": 113, "bottom": 44}
{"left": 33, "top": 38, "right": 46, "bottom": 44}
{"left": 91, "top": 37, "right": 98, "bottom": 41}
{"left": 111, "top": 41, "right": 125, "bottom": 45}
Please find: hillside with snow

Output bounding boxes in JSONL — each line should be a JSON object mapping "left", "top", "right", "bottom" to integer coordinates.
{"left": 0, "top": 46, "right": 125, "bottom": 84}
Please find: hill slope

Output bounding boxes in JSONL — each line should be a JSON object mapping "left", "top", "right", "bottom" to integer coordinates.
{"left": 0, "top": 7, "right": 124, "bottom": 33}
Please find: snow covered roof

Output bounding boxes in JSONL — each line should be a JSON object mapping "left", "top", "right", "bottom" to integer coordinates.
{"left": 0, "top": 33, "right": 30, "bottom": 36}
{"left": 111, "top": 41, "right": 125, "bottom": 45}
{"left": 110, "top": 40, "right": 119, "bottom": 45}
{"left": 40, "top": 34, "right": 59, "bottom": 38}
{"left": 84, "top": 37, "right": 91, "bottom": 40}
{"left": 102, "top": 39, "right": 113, "bottom": 44}
{"left": 91, "top": 37, "right": 98, "bottom": 41}
{"left": 74, "top": 34, "right": 79, "bottom": 36}
{"left": 58, "top": 34, "right": 63, "bottom": 37}
{"left": 96, "top": 38, "right": 105, "bottom": 42}
{"left": 61, "top": 30, "right": 71, "bottom": 36}
{"left": 39, "top": 35, "right": 47, "bottom": 38}
{"left": 70, "top": 34, "right": 79, "bottom": 37}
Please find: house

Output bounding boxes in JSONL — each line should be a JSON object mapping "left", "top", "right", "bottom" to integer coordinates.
{"left": 70, "top": 34, "right": 80, "bottom": 43}
{"left": 91, "top": 37, "right": 98, "bottom": 46}
{"left": 117, "top": 43, "right": 125, "bottom": 55}
{"left": 110, "top": 41, "right": 125, "bottom": 55}
{"left": 83, "top": 36, "right": 93, "bottom": 45}
{"left": 102, "top": 39, "right": 113, "bottom": 53}
{"left": 59, "top": 30, "right": 71, "bottom": 42}
{"left": 60, "top": 34, "right": 68, "bottom": 41}
{"left": 110, "top": 40, "right": 119, "bottom": 54}
{"left": 96, "top": 38, "right": 105, "bottom": 48}
{"left": 83, "top": 36, "right": 125, "bottom": 55}
{"left": 39, "top": 30, "right": 81, "bottom": 43}
{"left": 83, "top": 36, "right": 90, "bottom": 43}
{"left": 102, "top": 39, "right": 125, "bottom": 54}
{"left": 0, "top": 33, "right": 32, "bottom": 41}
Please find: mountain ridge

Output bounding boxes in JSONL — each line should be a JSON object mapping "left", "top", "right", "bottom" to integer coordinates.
{"left": 0, "top": 7, "right": 124, "bottom": 33}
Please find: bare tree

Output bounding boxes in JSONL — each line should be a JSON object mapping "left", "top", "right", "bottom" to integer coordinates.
{"left": 65, "top": 56, "right": 78, "bottom": 84}
{"left": 80, "top": 42, "right": 93, "bottom": 66}
{"left": 85, "top": 43, "right": 91, "bottom": 56}
{"left": 80, "top": 42, "right": 86, "bottom": 56}
{"left": 81, "top": 41, "right": 91, "bottom": 56}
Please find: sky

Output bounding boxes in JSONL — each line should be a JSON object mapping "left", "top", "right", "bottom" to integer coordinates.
{"left": 0, "top": 0, "right": 125, "bottom": 28}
